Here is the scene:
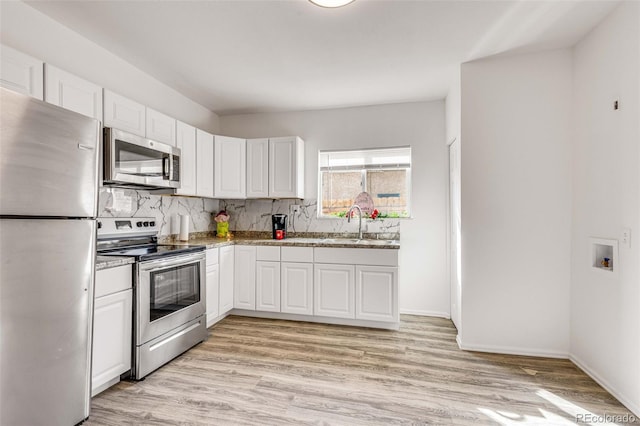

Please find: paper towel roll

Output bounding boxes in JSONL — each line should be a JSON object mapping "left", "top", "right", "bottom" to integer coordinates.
{"left": 171, "top": 215, "right": 181, "bottom": 235}
{"left": 179, "top": 214, "right": 190, "bottom": 241}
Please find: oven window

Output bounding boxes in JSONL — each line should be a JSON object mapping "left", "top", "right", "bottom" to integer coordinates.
{"left": 149, "top": 262, "right": 200, "bottom": 322}
{"left": 115, "top": 140, "right": 165, "bottom": 177}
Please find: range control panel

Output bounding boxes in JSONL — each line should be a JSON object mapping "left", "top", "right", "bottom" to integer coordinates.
{"left": 97, "top": 217, "right": 159, "bottom": 239}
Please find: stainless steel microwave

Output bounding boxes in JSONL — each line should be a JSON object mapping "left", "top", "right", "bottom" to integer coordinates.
{"left": 103, "top": 127, "right": 180, "bottom": 190}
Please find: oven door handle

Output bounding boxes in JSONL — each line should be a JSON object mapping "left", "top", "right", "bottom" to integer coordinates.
{"left": 139, "top": 254, "right": 204, "bottom": 272}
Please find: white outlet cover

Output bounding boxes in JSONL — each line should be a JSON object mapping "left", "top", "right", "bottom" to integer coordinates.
{"left": 621, "top": 228, "right": 631, "bottom": 249}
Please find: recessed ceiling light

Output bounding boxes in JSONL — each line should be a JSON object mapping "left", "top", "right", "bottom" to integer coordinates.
{"left": 309, "top": 0, "right": 355, "bottom": 8}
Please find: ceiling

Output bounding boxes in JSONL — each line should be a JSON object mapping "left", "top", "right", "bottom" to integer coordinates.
{"left": 25, "top": 0, "right": 618, "bottom": 116}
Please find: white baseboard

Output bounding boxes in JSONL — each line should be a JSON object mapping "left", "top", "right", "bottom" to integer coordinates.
{"left": 399, "top": 309, "right": 451, "bottom": 319}
{"left": 457, "top": 340, "right": 569, "bottom": 359}
{"left": 569, "top": 353, "right": 640, "bottom": 417}
{"left": 230, "top": 309, "right": 400, "bottom": 330}
{"left": 456, "top": 334, "right": 462, "bottom": 349}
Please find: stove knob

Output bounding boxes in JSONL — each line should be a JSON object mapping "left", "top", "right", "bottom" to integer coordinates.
{"left": 150, "top": 221, "right": 155, "bottom": 227}
{"left": 143, "top": 221, "right": 149, "bottom": 227}
{"left": 137, "top": 221, "right": 143, "bottom": 227}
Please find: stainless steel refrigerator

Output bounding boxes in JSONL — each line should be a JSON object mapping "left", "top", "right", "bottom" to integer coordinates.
{"left": 0, "top": 88, "right": 100, "bottom": 425}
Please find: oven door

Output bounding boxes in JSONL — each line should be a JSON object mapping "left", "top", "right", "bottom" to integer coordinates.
{"left": 137, "top": 252, "right": 205, "bottom": 345}
{"left": 104, "top": 127, "right": 180, "bottom": 189}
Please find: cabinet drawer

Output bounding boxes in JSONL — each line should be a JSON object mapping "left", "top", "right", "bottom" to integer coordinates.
{"left": 257, "top": 246, "right": 280, "bottom": 261}
{"left": 95, "top": 265, "right": 132, "bottom": 298}
{"left": 281, "top": 246, "right": 313, "bottom": 263}
{"left": 206, "top": 248, "right": 219, "bottom": 266}
{"left": 314, "top": 248, "right": 398, "bottom": 266}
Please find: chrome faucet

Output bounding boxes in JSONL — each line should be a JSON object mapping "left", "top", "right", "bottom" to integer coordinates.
{"left": 347, "top": 204, "right": 363, "bottom": 240}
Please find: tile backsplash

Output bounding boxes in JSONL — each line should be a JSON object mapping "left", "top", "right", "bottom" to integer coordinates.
{"left": 219, "top": 199, "right": 401, "bottom": 238}
{"left": 98, "top": 188, "right": 219, "bottom": 236}
{"left": 98, "top": 189, "right": 400, "bottom": 239}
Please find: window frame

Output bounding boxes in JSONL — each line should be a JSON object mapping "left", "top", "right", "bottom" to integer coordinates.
{"left": 317, "top": 146, "right": 412, "bottom": 219}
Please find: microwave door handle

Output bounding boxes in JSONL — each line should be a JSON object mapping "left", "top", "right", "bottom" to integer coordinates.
{"left": 169, "top": 154, "right": 174, "bottom": 180}
{"left": 163, "top": 157, "right": 170, "bottom": 179}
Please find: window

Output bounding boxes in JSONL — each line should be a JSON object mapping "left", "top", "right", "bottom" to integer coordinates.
{"left": 318, "top": 147, "right": 411, "bottom": 218}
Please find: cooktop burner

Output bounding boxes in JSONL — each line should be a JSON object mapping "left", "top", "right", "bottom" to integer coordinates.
{"left": 100, "top": 244, "right": 205, "bottom": 261}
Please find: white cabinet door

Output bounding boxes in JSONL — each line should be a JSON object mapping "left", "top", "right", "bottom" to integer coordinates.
{"left": 0, "top": 44, "right": 43, "bottom": 100}
{"left": 234, "top": 245, "right": 256, "bottom": 310}
{"left": 256, "top": 261, "right": 280, "bottom": 312}
{"left": 314, "top": 264, "right": 355, "bottom": 319}
{"left": 92, "top": 289, "right": 132, "bottom": 396}
{"left": 146, "top": 107, "right": 176, "bottom": 146}
{"left": 175, "top": 121, "right": 197, "bottom": 196}
{"left": 206, "top": 263, "right": 220, "bottom": 327}
{"left": 196, "top": 129, "right": 214, "bottom": 198}
{"left": 219, "top": 245, "right": 235, "bottom": 315}
{"left": 281, "top": 262, "right": 313, "bottom": 315}
{"left": 214, "top": 135, "right": 246, "bottom": 199}
{"left": 44, "top": 64, "right": 102, "bottom": 120}
{"left": 355, "top": 266, "right": 398, "bottom": 322}
{"left": 269, "top": 136, "right": 304, "bottom": 198}
{"left": 103, "top": 90, "right": 145, "bottom": 137}
{"left": 246, "top": 138, "right": 269, "bottom": 198}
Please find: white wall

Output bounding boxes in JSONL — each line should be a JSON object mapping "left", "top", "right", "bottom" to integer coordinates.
{"left": 570, "top": 1, "right": 640, "bottom": 415}
{"left": 220, "top": 102, "right": 449, "bottom": 317}
{"left": 0, "top": 1, "right": 219, "bottom": 133}
{"left": 460, "top": 49, "right": 573, "bottom": 357}
{"left": 445, "top": 69, "right": 462, "bottom": 331}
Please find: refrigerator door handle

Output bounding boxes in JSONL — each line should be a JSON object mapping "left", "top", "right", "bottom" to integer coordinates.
{"left": 77, "top": 143, "right": 95, "bottom": 151}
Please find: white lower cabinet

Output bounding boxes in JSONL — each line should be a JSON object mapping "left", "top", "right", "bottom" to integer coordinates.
{"left": 219, "top": 245, "right": 235, "bottom": 315}
{"left": 92, "top": 265, "right": 132, "bottom": 397}
{"left": 314, "top": 264, "right": 355, "bottom": 319}
{"left": 205, "top": 248, "right": 220, "bottom": 327}
{"left": 281, "top": 262, "right": 313, "bottom": 315}
{"left": 227, "top": 245, "right": 398, "bottom": 328}
{"left": 256, "top": 261, "right": 280, "bottom": 312}
{"left": 234, "top": 245, "right": 256, "bottom": 310}
{"left": 355, "top": 266, "right": 398, "bottom": 322}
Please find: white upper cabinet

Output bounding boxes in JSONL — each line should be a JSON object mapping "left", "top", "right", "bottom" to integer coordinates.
{"left": 269, "top": 137, "right": 304, "bottom": 199}
{"left": 44, "top": 64, "right": 102, "bottom": 120}
{"left": 0, "top": 44, "right": 43, "bottom": 100}
{"left": 214, "top": 135, "right": 246, "bottom": 199}
{"left": 196, "top": 129, "right": 214, "bottom": 198}
{"left": 246, "top": 138, "right": 269, "bottom": 198}
{"left": 176, "top": 121, "right": 197, "bottom": 196}
{"left": 146, "top": 107, "right": 176, "bottom": 146}
{"left": 103, "top": 90, "right": 146, "bottom": 137}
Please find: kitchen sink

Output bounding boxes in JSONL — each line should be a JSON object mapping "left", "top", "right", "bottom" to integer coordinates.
{"left": 321, "top": 238, "right": 397, "bottom": 245}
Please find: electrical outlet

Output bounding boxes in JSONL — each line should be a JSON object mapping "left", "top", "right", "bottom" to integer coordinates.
{"left": 290, "top": 204, "right": 300, "bottom": 214}
{"left": 621, "top": 228, "right": 631, "bottom": 249}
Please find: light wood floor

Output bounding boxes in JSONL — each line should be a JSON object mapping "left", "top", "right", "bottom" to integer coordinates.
{"left": 87, "top": 315, "right": 637, "bottom": 425}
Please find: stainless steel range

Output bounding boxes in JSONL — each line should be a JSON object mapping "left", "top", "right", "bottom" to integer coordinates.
{"left": 97, "top": 217, "right": 207, "bottom": 380}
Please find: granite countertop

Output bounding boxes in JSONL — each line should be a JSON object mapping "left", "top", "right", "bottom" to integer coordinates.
{"left": 96, "top": 255, "right": 135, "bottom": 271}
{"left": 96, "top": 233, "right": 399, "bottom": 270}
{"left": 165, "top": 234, "right": 400, "bottom": 250}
